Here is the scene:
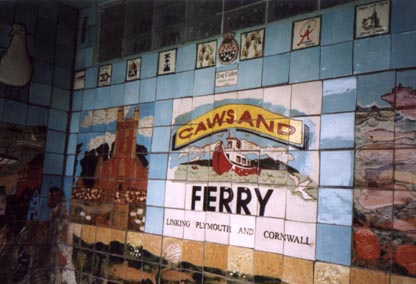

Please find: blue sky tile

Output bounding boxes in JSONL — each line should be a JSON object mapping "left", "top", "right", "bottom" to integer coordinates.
{"left": 238, "top": 58, "right": 263, "bottom": 90}
{"left": 320, "top": 150, "right": 354, "bottom": 187}
{"left": 316, "top": 224, "right": 351, "bottom": 266}
{"left": 391, "top": 0, "right": 416, "bottom": 33}
{"left": 145, "top": 206, "right": 164, "bottom": 235}
{"left": 156, "top": 74, "right": 175, "bottom": 100}
{"left": 154, "top": 100, "right": 173, "bottom": 126}
{"left": 323, "top": 77, "right": 356, "bottom": 113}
{"left": 141, "top": 52, "right": 158, "bottom": 79}
{"left": 147, "top": 180, "right": 166, "bottom": 207}
{"left": 391, "top": 31, "right": 416, "bottom": 69}
{"left": 67, "top": 133, "right": 77, "bottom": 155}
{"left": 176, "top": 44, "right": 196, "bottom": 72}
{"left": 174, "top": 71, "right": 194, "bottom": 98}
{"left": 264, "top": 20, "right": 291, "bottom": 56}
{"left": 262, "top": 53, "right": 290, "bottom": 86}
{"left": 320, "top": 42, "right": 352, "bottom": 79}
{"left": 148, "top": 153, "right": 168, "bottom": 179}
{"left": 215, "top": 64, "right": 239, "bottom": 93}
{"left": 124, "top": 80, "right": 140, "bottom": 105}
{"left": 321, "top": 6, "right": 354, "bottom": 45}
{"left": 112, "top": 61, "right": 126, "bottom": 84}
{"left": 48, "top": 109, "right": 68, "bottom": 132}
{"left": 139, "top": 78, "right": 157, "bottom": 103}
{"left": 318, "top": 188, "right": 353, "bottom": 226}
{"left": 193, "top": 67, "right": 215, "bottom": 97}
{"left": 354, "top": 35, "right": 390, "bottom": 74}
{"left": 320, "top": 112, "right": 355, "bottom": 149}
{"left": 290, "top": 47, "right": 320, "bottom": 83}
{"left": 70, "top": 112, "right": 80, "bottom": 133}
{"left": 151, "top": 126, "right": 171, "bottom": 152}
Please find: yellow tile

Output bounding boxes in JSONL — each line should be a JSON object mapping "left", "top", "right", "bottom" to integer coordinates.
{"left": 96, "top": 226, "right": 111, "bottom": 245}
{"left": 142, "top": 233, "right": 162, "bottom": 258}
{"left": 314, "top": 262, "right": 350, "bottom": 284}
{"left": 204, "top": 243, "right": 228, "bottom": 272}
{"left": 282, "top": 256, "right": 313, "bottom": 284}
{"left": 391, "top": 274, "right": 416, "bottom": 284}
{"left": 182, "top": 240, "right": 204, "bottom": 268}
{"left": 228, "top": 246, "right": 254, "bottom": 277}
{"left": 254, "top": 251, "right": 283, "bottom": 279}
{"left": 81, "top": 224, "right": 96, "bottom": 244}
{"left": 110, "top": 228, "right": 126, "bottom": 243}
{"left": 350, "top": 267, "right": 389, "bottom": 284}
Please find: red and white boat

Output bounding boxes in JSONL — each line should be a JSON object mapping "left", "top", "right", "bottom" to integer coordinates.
{"left": 212, "top": 136, "right": 260, "bottom": 176}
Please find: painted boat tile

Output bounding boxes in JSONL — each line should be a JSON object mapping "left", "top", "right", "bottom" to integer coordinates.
{"left": 318, "top": 188, "right": 353, "bottom": 226}
{"left": 290, "top": 81, "right": 322, "bottom": 116}
{"left": 314, "top": 262, "right": 350, "bottom": 284}
{"left": 316, "top": 224, "right": 352, "bottom": 266}
{"left": 322, "top": 77, "right": 356, "bottom": 113}
{"left": 204, "top": 212, "right": 230, "bottom": 245}
{"left": 128, "top": 203, "right": 146, "bottom": 232}
{"left": 282, "top": 255, "right": 314, "bottom": 284}
{"left": 320, "top": 150, "right": 353, "bottom": 187}
{"left": 283, "top": 220, "right": 316, "bottom": 260}
{"left": 320, "top": 112, "right": 355, "bottom": 149}
{"left": 227, "top": 246, "right": 254, "bottom": 281}
{"left": 254, "top": 250, "right": 283, "bottom": 281}
{"left": 168, "top": 153, "right": 187, "bottom": 181}
{"left": 172, "top": 97, "right": 193, "bottom": 126}
{"left": 258, "top": 147, "right": 289, "bottom": 185}
{"left": 263, "top": 85, "right": 291, "bottom": 117}
{"left": 355, "top": 110, "right": 395, "bottom": 149}
{"left": 257, "top": 186, "right": 285, "bottom": 218}
{"left": 350, "top": 266, "right": 390, "bottom": 284}
{"left": 352, "top": 227, "right": 392, "bottom": 271}
{"left": 355, "top": 149, "right": 394, "bottom": 189}
{"left": 164, "top": 180, "right": 186, "bottom": 209}
{"left": 229, "top": 214, "right": 255, "bottom": 248}
{"left": 183, "top": 210, "right": 206, "bottom": 242}
{"left": 255, "top": 217, "right": 284, "bottom": 254}
{"left": 204, "top": 242, "right": 228, "bottom": 275}
{"left": 285, "top": 185, "right": 317, "bottom": 223}
{"left": 392, "top": 231, "right": 416, "bottom": 277}
{"left": 163, "top": 208, "right": 185, "bottom": 239}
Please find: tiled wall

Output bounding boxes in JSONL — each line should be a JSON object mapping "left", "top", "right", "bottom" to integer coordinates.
{"left": 66, "top": 0, "right": 416, "bottom": 284}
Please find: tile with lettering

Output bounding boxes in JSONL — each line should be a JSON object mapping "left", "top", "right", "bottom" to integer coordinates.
{"left": 164, "top": 208, "right": 185, "bottom": 239}
{"left": 255, "top": 217, "right": 284, "bottom": 254}
{"left": 229, "top": 214, "right": 256, "bottom": 248}
{"left": 283, "top": 220, "right": 316, "bottom": 260}
{"left": 204, "top": 212, "right": 230, "bottom": 245}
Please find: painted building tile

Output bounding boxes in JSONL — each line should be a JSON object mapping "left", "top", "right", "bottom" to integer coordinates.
{"left": 353, "top": 35, "right": 391, "bottom": 74}
{"left": 314, "top": 262, "right": 350, "bottom": 284}
{"left": 291, "top": 81, "right": 322, "bottom": 116}
{"left": 205, "top": 212, "right": 230, "bottom": 245}
{"left": 176, "top": 44, "right": 196, "bottom": 72}
{"left": 227, "top": 246, "right": 254, "bottom": 281}
{"left": 289, "top": 47, "right": 320, "bottom": 83}
{"left": 156, "top": 74, "right": 175, "bottom": 100}
{"left": 204, "top": 242, "right": 228, "bottom": 276}
{"left": 124, "top": 80, "right": 140, "bottom": 105}
{"left": 229, "top": 214, "right": 255, "bottom": 248}
{"left": 183, "top": 210, "right": 206, "bottom": 242}
{"left": 144, "top": 206, "right": 164, "bottom": 235}
{"left": 320, "top": 150, "right": 353, "bottom": 187}
{"left": 264, "top": 20, "right": 291, "bottom": 56}
{"left": 391, "top": 0, "right": 416, "bottom": 33}
{"left": 321, "top": 5, "right": 354, "bottom": 45}
{"left": 316, "top": 223, "right": 352, "bottom": 266}
{"left": 283, "top": 220, "right": 316, "bottom": 260}
{"left": 322, "top": 77, "right": 356, "bottom": 113}
{"left": 255, "top": 217, "right": 284, "bottom": 254}
{"left": 320, "top": 112, "right": 355, "bottom": 149}
{"left": 262, "top": 53, "right": 290, "bottom": 87}
{"left": 141, "top": 52, "right": 158, "bottom": 79}
{"left": 237, "top": 58, "right": 263, "bottom": 90}
{"left": 320, "top": 42, "right": 353, "bottom": 79}
{"left": 282, "top": 256, "right": 314, "bottom": 284}
{"left": 193, "top": 67, "right": 215, "bottom": 97}
{"left": 355, "top": 149, "right": 394, "bottom": 189}
{"left": 151, "top": 126, "right": 171, "bottom": 153}
{"left": 318, "top": 188, "right": 353, "bottom": 226}
{"left": 139, "top": 78, "right": 157, "bottom": 103}
{"left": 350, "top": 267, "right": 390, "bottom": 284}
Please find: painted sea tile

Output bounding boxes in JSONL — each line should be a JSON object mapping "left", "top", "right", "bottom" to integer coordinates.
{"left": 355, "top": 149, "right": 394, "bottom": 189}
{"left": 227, "top": 246, "right": 254, "bottom": 281}
{"left": 352, "top": 227, "right": 392, "bottom": 271}
{"left": 255, "top": 217, "right": 284, "bottom": 254}
{"left": 254, "top": 251, "right": 283, "bottom": 283}
{"left": 355, "top": 110, "right": 395, "bottom": 149}
{"left": 290, "top": 81, "right": 322, "bottom": 116}
{"left": 322, "top": 77, "right": 356, "bottom": 113}
{"left": 320, "top": 112, "right": 355, "bottom": 149}
{"left": 314, "top": 262, "right": 350, "bottom": 284}
{"left": 392, "top": 231, "right": 416, "bottom": 277}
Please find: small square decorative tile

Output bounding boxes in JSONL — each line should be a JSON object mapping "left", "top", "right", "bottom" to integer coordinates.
{"left": 282, "top": 256, "right": 314, "bottom": 284}
{"left": 183, "top": 210, "right": 206, "bottom": 241}
{"left": 355, "top": 149, "right": 394, "bottom": 189}
{"left": 353, "top": 189, "right": 393, "bottom": 228}
{"left": 98, "top": 64, "right": 112, "bottom": 87}
{"left": 227, "top": 246, "right": 254, "bottom": 281}
{"left": 291, "top": 81, "right": 322, "bottom": 116}
{"left": 316, "top": 224, "right": 352, "bottom": 266}
{"left": 196, "top": 40, "right": 217, "bottom": 68}
{"left": 255, "top": 217, "right": 284, "bottom": 254}
{"left": 205, "top": 212, "right": 230, "bottom": 245}
{"left": 292, "top": 16, "right": 321, "bottom": 50}
{"left": 229, "top": 214, "right": 255, "bottom": 248}
{"left": 73, "top": 70, "right": 85, "bottom": 90}
{"left": 204, "top": 242, "right": 228, "bottom": 276}
{"left": 355, "top": 0, "right": 390, "bottom": 39}
{"left": 320, "top": 112, "right": 355, "bottom": 149}
{"left": 158, "top": 49, "right": 177, "bottom": 75}
{"left": 318, "top": 188, "right": 353, "bottom": 226}
{"left": 254, "top": 251, "right": 283, "bottom": 282}
{"left": 320, "top": 150, "right": 354, "bottom": 187}
{"left": 350, "top": 267, "right": 389, "bottom": 284}
{"left": 314, "top": 262, "right": 350, "bottom": 284}
{"left": 240, "top": 29, "right": 264, "bottom": 61}
{"left": 283, "top": 220, "right": 316, "bottom": 260}
{"left": 322, "top": 77, "right": 356, "bottom": 113}
{"left": 126, "top": 57, "right": 141, "bottom": 81}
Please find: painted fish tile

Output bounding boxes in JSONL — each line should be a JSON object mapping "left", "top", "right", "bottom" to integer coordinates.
{"left": 355, "top": 149, "right": 394, "bottom": 189}
{"left": 355, "top": 110, "right": 395, "bottom": 149}
{"left": 393, "top": 190, "right": 416, "bottom": 232}
{"left": 393, "top": 161, "right": 416, "bottom": 191}
{"left": 392, "top": 231, "right": 416, "bottom": 277}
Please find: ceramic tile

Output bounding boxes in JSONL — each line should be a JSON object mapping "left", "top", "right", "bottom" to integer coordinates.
{"left": 43, "top": 153, "right": 64, "bottom": 175}
{"left": 394, "top": 151, "right": 416, "bottom": 190}
{"left": 350, "top": 267, "right": 389, "bottom": 284}
{"left": 320, "top": 112, "right": 355, "bottom": 149}
{"left": 26, "top": 105, "right": 47, "bottom": 126}
{"left": 183, "top": 210, "right": 206, "bottom": 241}
{"left": 226, "top": 183, "right": 259, "bottom": 214}
{"left": 141, "top": 52, "right": 158, "bottom": 79}
{"left": 205, "top": 212, "right": 230, "bottom": 245}
{"left": 147, "top": 180, "right": 166, "bottom": 207}
{"left": 285, "top": 185, "right": 317, "bottom": 223}
{"left": 215, "top": 65, "right": 239, "bottom": 93}
{"left": 46, "top": 130, "right": 66, "bottom": 153}
{"left": 355, "top": 111, "right": 395, "bottom": 150}
{"left": 229, "top": 214, "right": 255, "bottom": 248}
{"left": 32, "top": 60, "right": 53, "bottom": 85}
{"left": 72, "top": 90, "right": 83, "bottom": 111}
{"left": 283, "top": 220, "right": 316, "bottom": 260}
{"left": 176, "top": 44, "right": 196, "bottom": 72}
{"left": 95, "top": 226, "right": 111, "bottom": 251}
{"left": 318, "top": 188, "right": 353, "bottom": 226}
{"left": 181, "top": 239, "right": 203, "bottom": 270}
{"left": 81, "top": 224, "right": 96, "bottom": 248}
{"left": 355, "top": 149, "right": 394, "bottom": 189}
{"left": 291, "top": 81, "right": 322, "bottom": 116}
{"left": 163, "top": 208, "right": 185, "bottom": 239}
{"left": 316, "top": 224, "right": 351, "bottom": 266}
{"left": 320, "top": 42, "right": 353, "bottom": 79}
{"left": 392, "top": 231, "right": 416, "bottom": 277}
{"left": 82, "top": 89, "right": 96, "bottom": 111}
{"left": 154, "top": 100, "right": 173, "bottom": 127}
{"left": 255, "top": 217, "right": 284, "bottom": 254}
{"left": 254, "top": 250, "right": 282, "bottom": 281}
{"left": 392, "top": 31, "right": 416, "bottom": 69}
{"left": 320, "top": 150, "right": 353, "bottom": 187}
{"left": 321, "top": 5, "right": 354, "bottom": 45}
{"left": 397, "top": 69, "right": 416, "bottom": 89}
{"left": 173, "top": 71, "right": 194, "bottom": 99}
{"left": 238, "top": 58, "right": 263, "bottom": 90}
{"left": 282, "top": 256, "right": 314, "bottom": 284}
{"left": 144, "top": 206, "right": 164, "bottom": 235}
{"left": 238, "top": 88, "right": 263, "bottom": 104}
{"left": 161, "top": 237, "right": 182, "bottom": 267}
{"left": 354, "top": 35, "right": 391, "bottom": 74}
{"left": 204, "top": 242, "right": 228, "bottom": 275}
{"left": 172, "top": 97, "right": 193, "bottom": 126}
{"left": 288, "top": 150, "right": 320, "bottom": 185}
{"left": 314, "top": 262, "right": 350, "bottom": 284}
{"left": 111, "top": 61, "right": 126, "bottom": 84}
{"left": 263, "top": 85, "right": 291, "bottom": 118}
{"left": 29, "top": 82, "right": 52, "bottom": 106}
{"left": 393, "top": 189, "right": 416, "bottom": 232}
{"left": 151, "top": 126, "right": 171, "bottom": 153}
{"left": 192, "top": 95, "right": 214, "bottom": 119}
{"left": 264, "top": 20, "right": 291, "bottom": 56}
{"left": 139, "top": 78, "right": 157, "bottom": 103}
{"left": 262, "top": 53, "right": 290, "bottom": 86}
{"left": 357, "top": 71, "right": 396, "bottom": 109}
{"left": 52, "top": 87, "right": 70, "bottom": 111}
{"left": 391, "top": 274, "right": 416, "bottom": 284}
{"left": 257, "top": 186, "right": 286, "bottom": 218}
{"left": 322, "top": 77, "right": 356, "bottom": 113}
{"left": 289, "top": 47, "right": 320, "bottom": 83}
{"left": 141, "top": 233, "right": 163, "bottom": 262}
{"left": 193, "top": 67, "right": 215, "bottom": 97}
{"left": 391, "top": 0, "right": 416, "bottom": 33}
{"left": 164, "top": 181, "right": 186, "bottom": 209}
{"left": 227, "top": 246, "right": 254, "bottom": 280}
{"left": 124, "top": 80, "right": 140, "bottom": 105}
{"left": 148, "top": 153, "right": 168, "bottom": 179}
